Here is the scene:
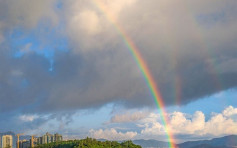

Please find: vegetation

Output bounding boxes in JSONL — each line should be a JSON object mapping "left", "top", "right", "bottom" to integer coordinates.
{"left": 35, "top": 137, "right": 141, "bottom": 148}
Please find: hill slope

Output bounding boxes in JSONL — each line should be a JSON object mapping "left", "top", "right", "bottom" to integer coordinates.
{"left": 178, "top": 135, "right": 237, "bottom": 148}
{"left": 133, "top": 139, "right": 170, "bottom": 148}
{"left": 36, "top": 137, "right": 142, "bottom": 148}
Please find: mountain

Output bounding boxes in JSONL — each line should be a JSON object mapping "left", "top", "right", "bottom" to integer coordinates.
{"left": 97, "top": 138, "right": 108, "bottom": 142}
{"left": 0, "top": 131, "right": 15, "bottom": 137}
{"left": 130, "top": 135, "right": 237, "bottom": 148}
{"left": 190, "top": 144, "right": 231, "bottom": 148}
{"left": 132, "top": 139, "right": 170, "bottom": 148}
{"left": 178, "top": 135, "right": 237, "bottom": 148}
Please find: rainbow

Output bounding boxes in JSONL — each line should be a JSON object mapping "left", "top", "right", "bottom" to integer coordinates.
{"left": 92, "top": 1, "right": 176, "bottom": 147}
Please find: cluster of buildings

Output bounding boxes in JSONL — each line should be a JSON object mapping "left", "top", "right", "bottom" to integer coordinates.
{"left": 35, "top": 132, "right": 63, "bottom": 145}
{"left": 0, "top": 132, "right": 63, "bottom": 148}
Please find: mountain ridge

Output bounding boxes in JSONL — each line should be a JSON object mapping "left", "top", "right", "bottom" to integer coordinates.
{"left": 130, "top": 135, "right": 237, "bottom": 148}
{"left": 178, "top": 135, "right": 237, "bottom": 148}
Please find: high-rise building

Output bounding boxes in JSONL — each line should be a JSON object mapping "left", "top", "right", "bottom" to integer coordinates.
{"left": 42, "top": 132, "right": 53, "bottom": 144}
{"left": 19, "top": 140, "right": 30, "bottom": 148}
{"left": 2, "top": 135, "right": 13, "bottom": 148}
{"left": 37, "top": 137, "right": 42, "bottom": 145}
{"left": 36, "top": 132, "right": 63, "bottom": 145}
{"left": 30, "top": 137, "right": 38, "bottom": 148}
{"left": 54, "top": 133, "right": 63, "bottom": 142}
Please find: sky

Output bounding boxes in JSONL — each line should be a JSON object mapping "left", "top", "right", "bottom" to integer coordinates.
{"left": 0, "top": 0, "right": 237, "bottom": 143}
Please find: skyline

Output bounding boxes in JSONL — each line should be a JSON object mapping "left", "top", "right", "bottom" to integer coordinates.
{"left": 0, "top": 0, "right": 237, "bottom": 144}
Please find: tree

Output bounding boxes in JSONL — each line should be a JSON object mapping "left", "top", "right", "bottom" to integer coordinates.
{"left": 35, "top": 138, "right": 141, "bottom": 148}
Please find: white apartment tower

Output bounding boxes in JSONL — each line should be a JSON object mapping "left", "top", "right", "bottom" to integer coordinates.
{"left": 2, "top": 135, "right": 13, "bottom": 148}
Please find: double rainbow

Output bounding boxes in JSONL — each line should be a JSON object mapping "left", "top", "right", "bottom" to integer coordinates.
{"left": 92, "top": 1, "right": 176, "bottom": 147}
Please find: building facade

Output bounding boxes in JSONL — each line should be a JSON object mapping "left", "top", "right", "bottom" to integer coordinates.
{"left": 19, "top": 140, "right": 30, "bottom": 148}
{"left": 2, "top": 135, "right": 13, "bottom": 148}
{"left": 54, "top": 133, "right": 63, "bottom": 142}
{"left": 16, "top": 133, "right": 63, "bottom": 148}
{"left": 37, "top": 133, "right": 62, "bottom": 145}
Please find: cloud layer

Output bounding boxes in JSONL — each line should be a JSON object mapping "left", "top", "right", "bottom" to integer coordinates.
{"left": 86, "top": 106, "right": 237, "bottom": 142}
{"left": 110, "top": 111, "right": 149, "bottom": 123}
{"left": 0, "top": 0, "right": 237, "bottom": 114}
{"left": 89, "top": 128, "right": 137, "bottom": 141}
{"left": 138, "top": 106, "right": 237, "bottom": 141}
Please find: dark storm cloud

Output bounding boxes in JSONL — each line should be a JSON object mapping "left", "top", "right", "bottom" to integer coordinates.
{"left": 0, "top": 0, "right": 237, "bottom": 116}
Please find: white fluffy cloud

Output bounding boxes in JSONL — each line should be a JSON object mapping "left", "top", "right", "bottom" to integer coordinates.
{"left": 89, "top": 128, "right": 137, "bottom": 140}
{"left": 169, "top": 111, "right": 205, "bottom": 135}
{"left": 222, "top": 106, "right": 237, "bottom": 117}
{"left": 19, "top": 114, "right": 39, "bottom": 122}
{"left": 139, "top": 106, "right": 237, "bottom": 137}
{"left": 89, "top": 106, "right": 237, "bottom": 141}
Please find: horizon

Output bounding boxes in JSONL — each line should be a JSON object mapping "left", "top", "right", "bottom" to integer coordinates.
{"left": 0, "top": 132, "right": 236, "bottom": 144}
{"left": 0, "top": 0, "right": 237, "bottom": 146}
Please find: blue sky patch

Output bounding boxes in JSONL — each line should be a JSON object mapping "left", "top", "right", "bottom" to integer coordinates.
{"left": 6, "top": 21, "right": 69, "bottom": 71}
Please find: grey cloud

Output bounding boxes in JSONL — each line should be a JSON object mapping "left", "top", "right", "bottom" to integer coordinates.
{"left": 0, "top": 0, "right": 57, "bottom": 28}
{"left": 118, "top": 0, "right": 237, "bottom": 105}
{"left": 0, "top": 0, "right": 237, "bottom": 116}
{"left": 110, "top": 112, "right": 149, "bottom": 123}
{"left": 0, "top": 111, "right": 48, "bottom": 133}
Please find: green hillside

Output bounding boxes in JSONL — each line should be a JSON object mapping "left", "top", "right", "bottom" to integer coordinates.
{"left": 35, "top": 137, "right": 141, "bottom": 148}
